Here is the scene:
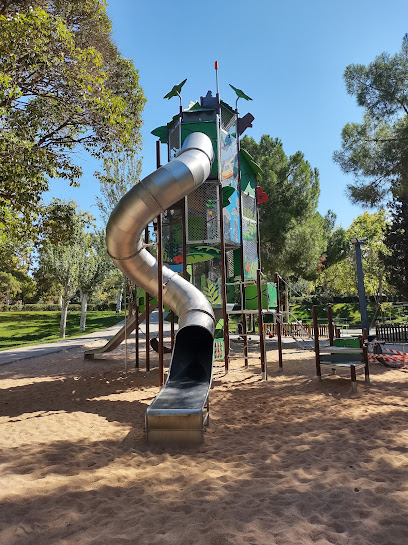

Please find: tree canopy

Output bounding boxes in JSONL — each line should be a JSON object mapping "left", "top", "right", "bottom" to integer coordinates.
{"left": 318, "top": 210, "right": 390, "bottom": 299}
{"left": 334, "top": 34, "right": 408, "bottom": 206}
{"left": 381, "top": 196, "right": 408, "bottom": 299}
{"left": 241, "top": 134, "right": 322, "bottom": 278}
{"left": 0, "top": 0, "right": 145, "bottom": 224}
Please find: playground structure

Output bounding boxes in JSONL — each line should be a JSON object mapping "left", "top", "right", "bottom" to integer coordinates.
{"left": 86, "top": 78, "right": 276, "bottom": 445}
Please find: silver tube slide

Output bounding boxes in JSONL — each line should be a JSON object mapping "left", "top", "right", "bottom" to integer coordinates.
{"left": 106, "top": 132, "right": 216, "bottom": 445}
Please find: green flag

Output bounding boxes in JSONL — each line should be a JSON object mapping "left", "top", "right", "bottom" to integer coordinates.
{"left": 229, "top": 84, "right": 252, "bottom": 101}
{"left": 163, "top": 78, "right": 187, "bottom": 99}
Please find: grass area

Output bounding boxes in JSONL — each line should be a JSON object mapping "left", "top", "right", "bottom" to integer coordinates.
{"left": 290, "top": 302, "right": 407, "bottom": 326}
{"left": 0, "top": 311, "right": 124, "bottom": 351}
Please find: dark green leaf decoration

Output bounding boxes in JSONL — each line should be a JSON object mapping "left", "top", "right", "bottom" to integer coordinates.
{"left": 229, "top": 84, "right": 252, "bottom": 101}
{"left": 222, "top": 186, "right": 235, "bottom": 207}
{"left": 163, "top": 78, "right": 187, "bottom": 99}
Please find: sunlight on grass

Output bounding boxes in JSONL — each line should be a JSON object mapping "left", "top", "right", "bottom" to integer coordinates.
{"left": 0, "top": 311, "right": 124, "bottom": 350}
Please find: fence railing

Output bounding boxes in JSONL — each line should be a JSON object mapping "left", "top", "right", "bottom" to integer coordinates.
{"left": 376, "top": 323, "right": 408, "bottom": 343}
{"left": 264, "top": 322, "right": 334, "bottom": 338}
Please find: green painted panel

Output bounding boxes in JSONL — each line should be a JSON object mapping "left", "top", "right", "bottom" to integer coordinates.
{"left": 181, "top": 122, "right": 218, "bottom": 176}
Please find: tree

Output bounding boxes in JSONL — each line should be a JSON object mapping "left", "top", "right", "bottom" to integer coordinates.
{"left": 241, "top": 135, "right": 321, "bottom": 277}
{"left": 381, "top": 197, "right": 408, "bottom": 299}
{"left": 95, "top": 154, "right": 142, "bottom": 311}
{"left": 274, "top": 212, "right": 327, "bottom": 281}
{"left": 38, "top": 200, "right": 94, "bottom": 337}
{"left": 41, "top": 242, "right": 82, "bottom": 336}
{"left": 318, "top": 210, "right": 390, "bottom": 298}
{"left": 77, "top": 230, "right": 111, "bottom": 330}
{"left": 0, "top": 271, "right": 21, "bottom": 308}
{"left": 334, "top": 34, "right": 408, "bottom": 206}
{"left": 0, "top": 1, "right": 145, "bottom": 223}
{"left": 95, "top": 155, "right": 142, "bottom": 224}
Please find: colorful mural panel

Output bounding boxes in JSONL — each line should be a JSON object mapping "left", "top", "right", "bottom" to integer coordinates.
{"left": 220, "top": 127, "right": 240, "bottom": 245}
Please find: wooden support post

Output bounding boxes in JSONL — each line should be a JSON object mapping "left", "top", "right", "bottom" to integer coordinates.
{"left": 257, "top": 268, "right": 266, "bottom": 378}
{"left": 327, "top": 305, "right": 334, "bottom": 346}
{"left": 156, "top": 141, "right": 164, "bottom": 387}
{"left": 274, "top": 273, "right": 283, "bottom": 371}
{"left": 170, "top": 311, "right": 175, "bottom": 349}
{"left": 350, "top": 365, "right": 357, "bottom": 393}
{"left": 144, "top": 225, "right": 150, "bottom": 373}
{"left": 363, "top": 344, "right": 370, "bottom": 384}
{"left": 124, "top": 277, "right": 128, "bottom": 373}
{"left": 218, "top": 182, "right": 229, "bottom": 372}
{"left": 313, "top": 305, "right": 321, "bottom": 379}
{"left": 135, "top": 300, "right": 139, "bottom": 370}
{"left": 181, "top": 198, "right": 188, "bottom": 281}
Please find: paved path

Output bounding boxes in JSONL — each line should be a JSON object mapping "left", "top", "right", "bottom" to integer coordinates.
{"left": 0, "top": 320, "right": 128, "bottom": 366}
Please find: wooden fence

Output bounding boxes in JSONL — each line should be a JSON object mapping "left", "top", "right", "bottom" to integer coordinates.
{"left": 376, "top": 323, "right": 408, "bottom": 343}
{"left": 264, "top": 322, "right": 334, "bottom": 338}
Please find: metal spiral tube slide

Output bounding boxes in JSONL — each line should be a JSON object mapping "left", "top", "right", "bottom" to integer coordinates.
{"left": 106, "top": 132, "right": 215, "bottom": 445}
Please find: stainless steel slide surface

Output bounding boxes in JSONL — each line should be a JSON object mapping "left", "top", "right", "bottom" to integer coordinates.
{"left": 106, "top": 133, "right": 215, "bottom": 445}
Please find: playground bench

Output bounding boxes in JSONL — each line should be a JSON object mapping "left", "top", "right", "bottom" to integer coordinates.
{"left": 317, "top": 346, "right": 370, "bottom": 393}
{"left": 312, "top": 306, "right": 370, "bottom": 392}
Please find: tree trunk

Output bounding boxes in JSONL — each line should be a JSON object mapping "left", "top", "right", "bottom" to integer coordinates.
{"left": 80, "top": 290, "right": 88, "bottom": 331}
{"left": 116, "top": 287, "right": 123, "bottom": 313}
{"left": 58, "top": 293, "right": 63, "bottom": 308}
{"left": 60, "top": 300, "right": 69, "bottom": 338}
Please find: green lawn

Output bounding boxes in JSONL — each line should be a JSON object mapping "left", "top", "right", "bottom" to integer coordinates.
{"left": 0, "top": 311, "right": 124, "bottom": 350}
{"left": 290, "top": 302, "right": 407, "bottom": 326}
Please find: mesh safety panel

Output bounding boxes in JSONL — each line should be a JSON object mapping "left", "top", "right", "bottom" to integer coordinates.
{"left": 242, "top": 193, "right": 258, "bottom": 279}
{"left": 186, "top": 181, "right": 220, "bottom": 243}
{"left": 168, "top": 121, "right": 181, "bottom": 159}
{"left": 226, "top": 250, "right": 234, "bottom": 278}
{"left": 220, "top": 104, "right": 236, "bottom": 133}
{"left": 162, "top": 208, "right": 183, "bottom": 265}
{"left": 242, "top": 193, "right": 257, "bottom": 220}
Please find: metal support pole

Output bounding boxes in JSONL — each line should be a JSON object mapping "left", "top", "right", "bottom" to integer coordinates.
{"left": 274, "top": 273, "right": 283, "bottom": 370}
{"left": 351, "top": 238, "right": 370, "bottom": 335}
{"left": 156, "top": 140, "right": 164, "bottom": 387}
{"left": 235, "top": 112, "right": 248, "bottom": 367}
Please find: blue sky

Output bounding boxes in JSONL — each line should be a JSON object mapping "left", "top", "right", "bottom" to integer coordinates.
{"left": 48, "top": 0, "right": 408, "bottom": 228}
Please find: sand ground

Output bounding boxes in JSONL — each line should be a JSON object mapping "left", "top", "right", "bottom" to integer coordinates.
{"left": 0, "top": 337, "right": 407, "bottom": 545}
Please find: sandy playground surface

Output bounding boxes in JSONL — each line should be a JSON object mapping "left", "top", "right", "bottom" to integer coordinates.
{"left": 0, "top": 336, "right": 407, "bottom": 545}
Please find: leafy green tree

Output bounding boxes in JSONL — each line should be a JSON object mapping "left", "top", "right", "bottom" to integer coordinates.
{"left": 0, "top": 271, "right": 21, "bottom": 307}
{"left": 41, "top": 242, "right": 82, "bottom": 336}
{"left": 77, "top": 230, "right": 111, "bottom": 330}
{"left": 95, "top": 155, "right": 142, "bottom": 311}
{"left": 95, "top": 155, "right": 142, "bottom": 224}
{"left": 381, "top": 197, "right": 408, "bottom": 299}
{"left": 274, "top": 212, "right": 327, "bottom": 281}
{"left": 0, "top": 1, "right": 145, "bottom": 223}
{"left": 318, "top": 210, "right": 390, "bottom": 299}
{"left": 39, "top": 198, "right": 95, "bottom": 246}
{"left": 334, "top": 34, "right": 408, "bottom": 206}
{"left": 38, "top": 200, "right": 94, "bottom": 336}
{"left": 241, "top": 135, "right": 320, "bottom": 277}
